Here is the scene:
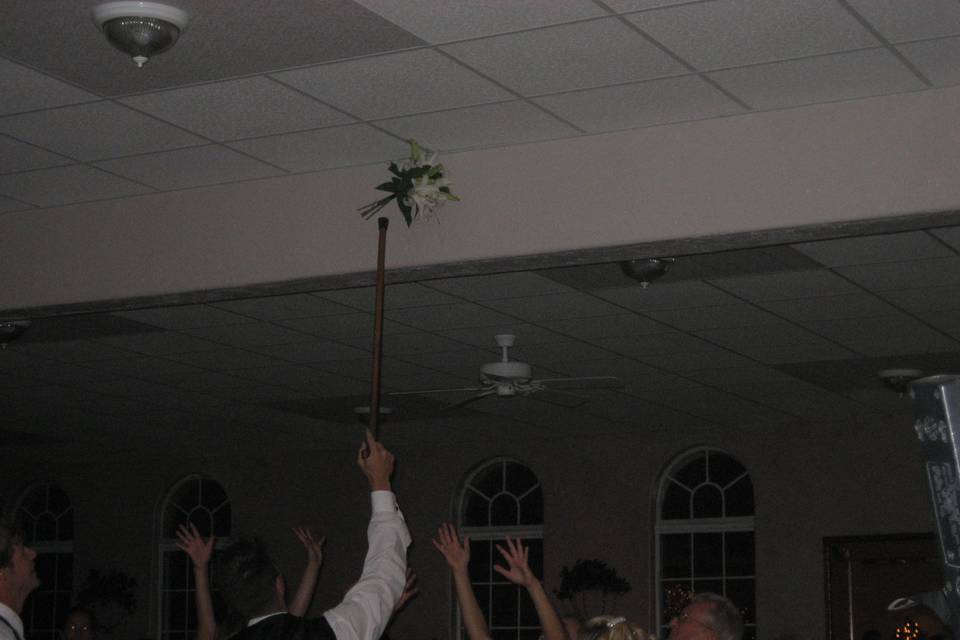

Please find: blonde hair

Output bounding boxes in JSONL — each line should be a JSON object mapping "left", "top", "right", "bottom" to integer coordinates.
{"left": 579, "top": 615, "right": 652, "bottom": 640}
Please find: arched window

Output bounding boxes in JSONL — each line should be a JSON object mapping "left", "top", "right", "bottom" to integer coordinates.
{"left": 158, "top": 475, "right": 231, "bottom": 640}
{"left": 458, "top": 458, "right": 544, "bottom": 640}
{"left": 15, "top": 484, "right": 74, "bottom": 640}
{"left": 656, "top": 448, "right": 756, "bottom": 640}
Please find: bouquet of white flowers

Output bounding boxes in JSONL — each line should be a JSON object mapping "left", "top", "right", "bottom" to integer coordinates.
{"left": 358, "top": 139, "right": 459, "bottom": 226}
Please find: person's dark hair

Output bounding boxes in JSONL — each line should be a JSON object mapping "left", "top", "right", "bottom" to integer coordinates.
{"left": 62, "top": 606, "right": 97, "bottom": 635}
{"left": 0, "top": 520, "right": 25, "bottom": 569}
{"left": 215, "top": 538, "right": 280, "bottom": 619}
{"left": 691, "top": 592, "right": 744, "bottom": 640}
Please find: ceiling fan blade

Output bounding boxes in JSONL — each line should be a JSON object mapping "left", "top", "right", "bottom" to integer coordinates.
{"left": 536, "top": 376, "right": 623, "bottom": 390}
{"left": 441, "top": 388, "right": 499, "bottom": 411}
{"left": 389, "top": 385, "right": 489, "bottom": 396}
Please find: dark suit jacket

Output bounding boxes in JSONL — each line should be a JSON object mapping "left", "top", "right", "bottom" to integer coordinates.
{"left": 235, "top": 613, "right": 335, "bottom": 640}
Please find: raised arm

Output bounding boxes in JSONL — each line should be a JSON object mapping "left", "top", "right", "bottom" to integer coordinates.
{"left": 288, "top": 527, "right": 326, "bottom": 617}
{"left": 176, "top": 524, "right": 217, "bottom": 640}
{"left": 432, "top": 523, "right": 491, "bottom": 640}
{"left": 322, "top": 431, "right": 411, "bottom": 640}
{"left": 495, "top": 537, "right": 570, "bottom": 640}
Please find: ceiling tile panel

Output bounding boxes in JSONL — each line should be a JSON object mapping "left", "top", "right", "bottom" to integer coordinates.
{"left": 540, "top": 313, "right": 667, "bottom": 338}
{"left": 183, "top": 323, "right": 314, "bottom": 348}
{"left": 17, "top": 339, "right": 150, "bottom": 363}
{"left": 0, "top": 58, "right": 98, "bottom": 116}
{"left": 441, "top": 18, "right": 685, "bottom": 95}
{"left": 846, "top": 0, "right": 960, "bottom": 42}
{"left": 92, "top": 332, "right": 222, "bottom": 355}
{"left": 595, "top": 281, "right": 741, "bottom": 310}
{"left": 279, "top": 314, "right": 412, "bottom": 340}
{"left": 596, "top": 331, "right": 715, "bottom": 357}
{"left": 353, "top": 0, "right": 606, "bottom": 42}
{"left": 898, "top": 37, "right": 960, "bottom": 87}
{"left": 915, "top": 310, "right": 960, "bottom": 341}
{"left": 739, "top": 342, "right": 860, "bottom": 364}
{"left": 534, "top": 75, "right": 744, "bottom": 132}
{"left": 164, "top": 348, "right": 290, "bottom": 371}
{"left": 0, "top": 135, "right": 72, "bottom": 174}
{"left": 121, "top": 77, "right": 353, "bottom": 141}
{"left": 695, "top": 323, "right": 831, "bottom": 350}
{"left": 425, "top": 272, "right": 574, "bottom": 300}
{"left": 210, "top": 294, "right": 358, "bottom": 321}
{"left": 376, "top": 101, "right": 578, "bottom": 151}
{"left": 228, "top": 124, "right": 404, "bottom": 173}
{"left": 644, "top": 303, "right": 781, "bottom": 331}
{"left": 792, "top": 231, "right": 951, "bottom": 266}
{"left": 638, "top": 348, "right": 758, "bottom": 373}
{"left": 396, "top": 347, "right": 496, "bottom": 376}
{"left": 0, "top": 195, "right": 30, "bottom": 213}
{"left": 112, "top": 305, "right": 253, "bottom": 329}
{"left": 879, "top": 286, "right": 960, "bottom": 313}
{"left": 483, "top": 292, "right": 625, "bottom": 321}
{"left": 274, "top": 49, "right": 513, "bottom": 119}
{"left": 836, "top": 257, "right": 960, "bottom": 291}
{"left": 438, "top": 324, "right": 567, "bottom": 349}
{"left": 0, "top": 165, "right": 151, "bottom": 207}
{"left": 510, "top": 340, "right": 618, "bottom": 364}
{"left": 710, "top": 269, "right": 861, "bottom": 301}
{"left": 804, "top": 315, "right": 960, "bottom": 355}
{"left": 758, "top": 293, "right": 901, "bottom": 323}
{"left": 707, "top": 49, "right": 926, "bottom": 111}
{"left": 930, "top": 226, "right": 960, "bottom": 252}
{"left": 94, "top": 145, "right": 283, "bottom": 190}
{"left": 0, "top": 102, "right": 205, "bottom": 161}
{"left": 385, "top": 303, "right": 516, "bottom": 330}
{"left": 316, "top": 283, "right": 463, "bottom": 310}
{"left": 80, "top": 355, "right": 205, "bottom": 378}
{"left": 627, "top": 0, "right": 879, "bottom": 70}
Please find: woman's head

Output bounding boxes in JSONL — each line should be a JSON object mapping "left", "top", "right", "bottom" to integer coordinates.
{"left": 580, "top": 615, "right": 652, "bottom": 640}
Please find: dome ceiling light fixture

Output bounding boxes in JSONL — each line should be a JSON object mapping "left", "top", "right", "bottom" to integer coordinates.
{"left": 92, "top": 1, "right": 189, "bottom": 68}
{"left": 620, "top": 257, "right": 676, "bottom": 288}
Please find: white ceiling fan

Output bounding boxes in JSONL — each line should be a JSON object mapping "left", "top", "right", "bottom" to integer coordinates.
{"left": 389, "top": 334, "right": 622, "bottom": 409}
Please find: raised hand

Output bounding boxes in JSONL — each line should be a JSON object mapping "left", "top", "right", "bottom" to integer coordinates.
{"left": 293, "top": 527, "right": 325, "bottom": 567}
{"left": 357, "top": 430, "right": 394, "bottom": 491}
{"left": 494, "top": 537, "right": 536, "bottom": 588}
{"left": 394, "top": 568, "right": 419, "bottom": 612}
{"left": 431, "top": 522, "right": 470, "bottom": 573}
{"left": 176, "top": 523, "right": 214, "bottom": 569}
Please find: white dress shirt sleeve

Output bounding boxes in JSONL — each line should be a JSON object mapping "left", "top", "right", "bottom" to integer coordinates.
{"left": 322, "top": 490, "right": 411, "bottom": 640}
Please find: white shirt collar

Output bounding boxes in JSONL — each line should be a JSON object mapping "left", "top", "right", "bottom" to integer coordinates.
{"left": 246, "top": 610, "right": 287, "bottom": 627}
{"left": 0, "top": 602, "right": 24, "bottom": 639}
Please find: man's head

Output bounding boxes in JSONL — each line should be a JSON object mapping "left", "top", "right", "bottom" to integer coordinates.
{"left": 0, "top": 520, "right": 40, "bottom": 612}
{"left": 215, "top": 537, "right": 285, "bottom": 619}
{"left": 669, "top": 593, "right": 743, "bottom": 640}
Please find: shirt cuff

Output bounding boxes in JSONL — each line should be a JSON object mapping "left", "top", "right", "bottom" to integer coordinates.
{"left": 371, "top": 490, "right": 398, "bottom": 513}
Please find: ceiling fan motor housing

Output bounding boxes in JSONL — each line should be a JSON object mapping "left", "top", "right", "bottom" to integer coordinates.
{"left": 480, "top": 360, "right": 532, "bottom": 381}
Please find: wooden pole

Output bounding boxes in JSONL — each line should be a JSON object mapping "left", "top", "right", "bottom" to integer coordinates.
{"left": 368, "top": 216, "right": 389, "bottom": 440}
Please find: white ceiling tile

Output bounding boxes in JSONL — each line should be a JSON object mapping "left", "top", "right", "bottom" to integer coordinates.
{"left": 273, "top": 49, "right": 514, "bottom": 119}
{"left": 112, "top": 305, "right": 254, "bottom": 329}
{"left": 0, "top": 135, "right": 71, "bottom": 173}
{"left": 120, "top": 77, "right": 353, "bottom": 141}
{"left": 92, "top": 332, "right": 222, "bottom": 355}
{"left": 82, "top": 355, "right": 204, "bottom": 378}
{"left": 846, "top": 0, "right": 960, "bottom": 42}
{"left": 279, "top": 314, "right": 413, "bottom": 340}
{"left": 376, "top": 101, "right": 578, "bottom": 150}
{"left": 425, "top": 272, "right": 574, "bottom": 300}
{"left": 396, "top": 347, "right": 495, "bottom": 376}
{"left": 709, "top": 49, "right": 925, "bottom": 110}
{"left": 343, "top": 329, "right": 467, "bottom": 356}
{"left": 317, "top": 283, "right": 463, "bottom": 310}
{"left": 94, "top": 145, "right": 283, "bottom": 190}
{"left": 0, "top": 165, "right": 150, "bottom": 207}
{"left": 438, "top": 324, "right": 567, "bottom": 349}
{"left": 442, "top": 18, "right": 684, "bottom": 95}
{"left": 836, "top": 257, "right": 960, "bottom": 291}
{"left": 595, "top": 281, "right": 741, "bottom": 310}
{"left": 540, "top": 313, "right": 666, "bottom": 338}
{"left": 252, "top": 340, "right": 371, "bottom": 364}
{"left": 0, "top": 194, "right": 30, "bottom": 213}
{"left": 534, "top": 75, "right": 744, "bottom": 133}
{"left": 165, "top": 347, "right": 289, "bottom": 371}
{"left": 898, "top": 37, "right": 960, "bottom": 86}
{"left": 511, "top": 340, "right": 619, "bottom": 364}
{"left": 386, "top": 302, "right": 515, "bottom": 330}
{"left": 352, "top": 0, "right": 606, "bottom": 42}
{"left": 879, "top": 286, "right": 960, "bottom": 312}
{"left": 924, "top": 310, "right": 960, "bottom": 340}
{"left": 211, "top": 294, "right": 359, "bottom": 321}
{"left": 929, "top": 226, "right": 960, "bottom": 252}
{"left": 595, "top": 331, "right": 714, "bottom": 356}
{"left": 183, "top": 322, "right": 313, "bottom": 348}
{"left": 17, "top": 339, "right": 140, "bottom": 363}
{"left": 0, "top": 59, "right": 98, "bottom": 116}
{"left": 758, "top": 293, "right": 901, "bottom": 322}
{"left": 804, "top": 315, "right": 960, "bottom": 355}
{"left": 606, "top": 1, "right": 697, "bottom": 11}
{"left": 792, "top": 230, "right": 950, "bottom": 266}
{"left": 732, "top": 342, "right": 858, "bottom": 364}
{"left": 228, "top": 124, "right": 404, "bottom": 173}
{"left": 628, "top": 0, "right": 878, "bottom": 69}
{"left": 696, "top": 323, "right": 829, "bottom": 350}
{"left": 0, "top": 102, "right": 205, "bottom": 161}
{"left": 484, "top": 292, "right": 624, "bottom": 321}
{"left": 644, "top": 303, "right": 781, "bottom": 331}
{"left": 638, "top": 347, "right": 757, "bottom": 373}
{"left": 710, "top": 269, "right": 861, "bottom": 301}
